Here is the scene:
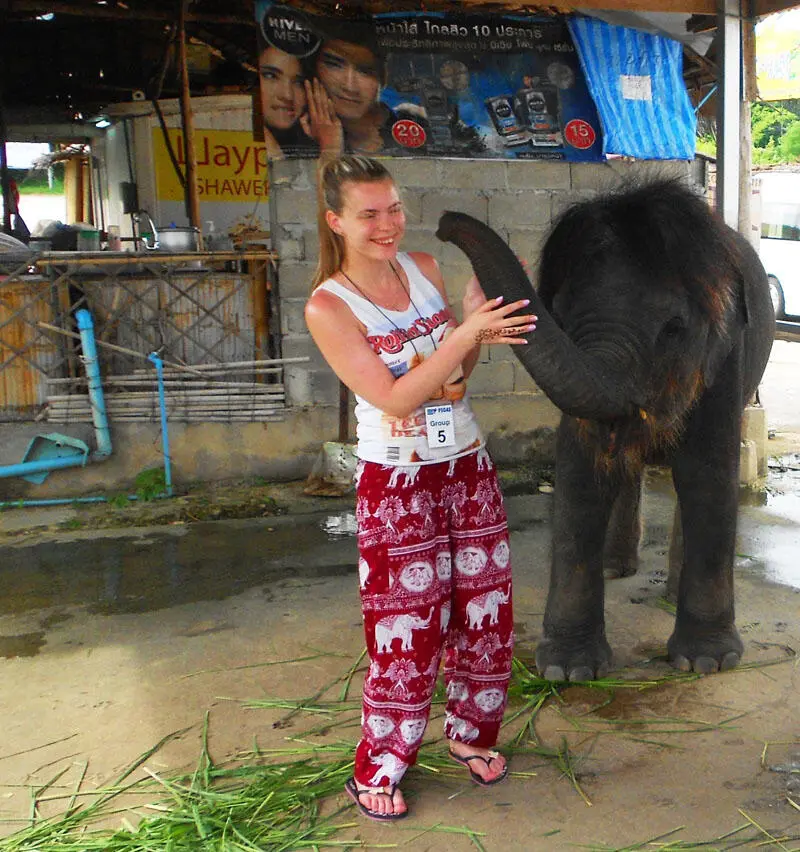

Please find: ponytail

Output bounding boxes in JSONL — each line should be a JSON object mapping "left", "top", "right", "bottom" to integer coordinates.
{"left": 312, "top": 154, "right": 394, "bottom": 289}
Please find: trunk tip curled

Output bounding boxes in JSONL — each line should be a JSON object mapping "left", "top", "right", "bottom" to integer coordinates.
{"left": 435, "top": 211, "right": 459, "bottom": 243}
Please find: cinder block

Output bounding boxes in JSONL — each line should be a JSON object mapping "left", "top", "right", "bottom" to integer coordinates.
{"left": 742, "top": 404, "right": 768, "bottom": 476}
{"left": 277, "top": 261, "right": 315, "bottom": 298}
{"left": 505, "top": 161, "right": 570, "bottom": 190}
{"left": 570, "top": 163, "right": 621, "bottom": 192}
{"left": 512, "top": 361, "right": 544, "bottom": 393}
{"left": 739, "top": 438, "right": 759, "bottom": 486}
{"left": 281, "top": 334, "right": 328, "bottom": 369}
{"left": 389, "top": 159, "right": 440, "bottom": 190}
{"left": 275, "top": 189, "right": 318, "bottom": 224}
{"left": 280, "top": 298, "right": 308, "bottom": 335}
{"left": 399, "top": 192, "right": 423, "bottom": 225}
{"left": 467, "top": 359, "right": 515, "bottom": 395}
{"left": 488, "top": 191, "right": 551, "bottom": 230}
{"left": 270, "top": 158, "right": 313, "bottom": 188}
{"left": 309, "top": 367, "right": 341, "bottom": 406}
{"left": 507, "top": 228, "right": 548, "bottom": 271}
{"left": 275, "top": 236, "right": 303, "bottom": 262}
{"left": 284, "top": 364, "right": 312, "bottom": 407}
{"left": 440, "top": 159, "right": 507, "bottom": 190}
{"left": 421, "top": 192, "right": 488, "bottom": 229}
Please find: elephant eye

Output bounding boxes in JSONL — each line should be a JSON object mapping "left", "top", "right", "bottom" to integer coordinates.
{"left": 662, "top": 317, "right": 686, "bottom": 338}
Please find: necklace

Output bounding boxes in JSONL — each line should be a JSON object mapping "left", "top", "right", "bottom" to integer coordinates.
{"left": 339, "top": 261, "right": 438, "bottom": 354}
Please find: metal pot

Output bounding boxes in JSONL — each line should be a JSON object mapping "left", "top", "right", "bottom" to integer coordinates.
{"left": 143, "top": 224, "right": 200, "bottom": 253}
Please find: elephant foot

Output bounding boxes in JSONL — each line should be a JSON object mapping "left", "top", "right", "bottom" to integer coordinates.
{"left": 667, "top": 623, "right": 743, "bottom": 674}
{"left": 603, "top": 556, "right": 639, "bottom": 580}
{"left": 535, "top": 636, "right": 613, "bottom": 682}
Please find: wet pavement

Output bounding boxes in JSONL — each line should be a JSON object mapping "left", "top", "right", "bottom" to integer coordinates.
{"left": 0, "top": 342, "right": 798, "bottom": 849}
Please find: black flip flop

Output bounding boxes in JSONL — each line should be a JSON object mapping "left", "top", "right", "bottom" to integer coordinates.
{"left": 449, "top": 749, "right": 509, "bottom": 787}
{"left": 344, "top": 777, "right": 408, "bottom": 822}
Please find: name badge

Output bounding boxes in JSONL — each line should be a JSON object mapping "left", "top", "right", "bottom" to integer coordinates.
{"left": 425, "top": 403, "right": 455, "bottom": 449}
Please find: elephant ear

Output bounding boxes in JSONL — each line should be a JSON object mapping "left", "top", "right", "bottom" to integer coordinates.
{"left": 701, "top": 229, "right": 761, "bottom": 385}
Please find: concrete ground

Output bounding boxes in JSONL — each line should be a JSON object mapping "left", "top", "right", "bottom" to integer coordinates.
{"left": 0, "top": 342, "right": 798, "bottom": 850}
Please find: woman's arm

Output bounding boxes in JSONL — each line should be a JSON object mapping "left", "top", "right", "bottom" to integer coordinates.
{"left": 460, "top": 274, "right": 489, "bottom": 378}
{"left": 305, "top": 284, "right": 535, "bottom": 419}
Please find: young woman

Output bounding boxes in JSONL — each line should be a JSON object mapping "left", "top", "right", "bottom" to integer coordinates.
{"left": 305, "top": 155, "right": 536, "bottom": 822}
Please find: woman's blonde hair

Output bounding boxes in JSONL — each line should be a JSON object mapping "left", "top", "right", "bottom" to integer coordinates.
{"left": 312, "top": 154, "right": 394, "bottom": 289}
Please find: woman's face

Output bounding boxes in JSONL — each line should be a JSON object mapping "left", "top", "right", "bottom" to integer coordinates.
{"left": 327, "top": 178, "right": 405, "bottom": 264}
{"left": 316, "top": 40, "right": 380, "bottom": 122}
{"left": 259, "top": 46, "right": 305, "bottom": 131}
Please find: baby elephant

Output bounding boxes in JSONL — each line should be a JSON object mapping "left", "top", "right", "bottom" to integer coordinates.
{"left": 437, "top": 179, "right": 775, "bottom": 681}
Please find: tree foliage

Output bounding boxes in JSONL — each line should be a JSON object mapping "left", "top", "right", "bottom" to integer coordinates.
{"left": 697, "top": 99, "right": 800, "bottom": 163}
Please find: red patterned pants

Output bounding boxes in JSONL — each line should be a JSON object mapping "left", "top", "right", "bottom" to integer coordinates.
{"left": 353, "top": 448, "right": 514, "bottom": 788}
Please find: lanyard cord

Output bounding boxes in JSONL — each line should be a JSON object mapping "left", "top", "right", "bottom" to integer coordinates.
{"left": 339, "top": 260, "right": 438, "bottom": 355}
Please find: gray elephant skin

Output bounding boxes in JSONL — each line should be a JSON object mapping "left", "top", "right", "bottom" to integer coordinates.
{"left": 436, "top": 179, "right": 776, "bottom": 681}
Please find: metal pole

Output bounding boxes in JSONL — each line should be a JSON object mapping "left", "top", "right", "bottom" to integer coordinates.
{"left": 0, "top": 66, "right": 13, "bottom": 236}
{"left": 177, "top": 0, "right": 202, "bottom": 239}
{"left": 716, "top": 0, "right": 742, "bottom": 229}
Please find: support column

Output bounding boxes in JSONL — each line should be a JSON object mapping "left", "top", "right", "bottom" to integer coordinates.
{"left": 716, "top": 0, "right": 743, "bottom": 229}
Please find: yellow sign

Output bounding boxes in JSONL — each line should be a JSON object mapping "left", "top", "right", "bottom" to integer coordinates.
{"left": 153, "top": 128, "right": 269, "bottom": 202}
{"left": 756, "top": 9, "right": 800, "bottom": 101}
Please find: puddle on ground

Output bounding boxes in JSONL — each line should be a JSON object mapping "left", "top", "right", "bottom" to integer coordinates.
{"left": 0, "top": 517, "right": 358, "bottom": 617}
{"left": 0, "top": 631, "right": 45, "bottom": 658}
{"left": 645, "top": 456, "right": 800, "bottom": 591}
{"left": 322, "top": 512, "right": 358, "bottom": 537}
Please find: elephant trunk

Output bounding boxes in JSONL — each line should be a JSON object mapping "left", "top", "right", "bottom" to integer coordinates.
{"left": 436, "top": 211, "right": 636, "bottom": 421}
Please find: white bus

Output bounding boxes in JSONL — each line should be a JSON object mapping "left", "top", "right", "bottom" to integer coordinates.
{"left": 757, "top": 170, "right": 800, "bottom": 319}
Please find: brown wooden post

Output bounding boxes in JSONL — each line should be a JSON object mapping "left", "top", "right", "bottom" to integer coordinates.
{"left": 251, "top": 258, "right": 270, "bottom": 370}
{"left": 338, "top": 380, "right": 349, "bottom": 443}
{"left": 177, "top": 0, "right": 202, "bottom": 242}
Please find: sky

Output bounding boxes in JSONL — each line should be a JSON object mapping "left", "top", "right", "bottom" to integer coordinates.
{"left": 6, "top": 142, "right": 51, "bottom": 169}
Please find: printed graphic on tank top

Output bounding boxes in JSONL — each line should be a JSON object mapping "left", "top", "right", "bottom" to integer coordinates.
{"left": 317, "top": 253, "right": 483, "bottom": 465}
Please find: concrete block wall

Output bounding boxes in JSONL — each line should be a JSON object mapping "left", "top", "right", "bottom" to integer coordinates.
{"left": 271, "top": 157, "right": 696, "bottom": 450}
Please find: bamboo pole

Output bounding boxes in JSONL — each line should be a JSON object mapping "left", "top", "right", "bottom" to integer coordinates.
{"left": 177, "top": 0, "right": 202, "bottom": 236}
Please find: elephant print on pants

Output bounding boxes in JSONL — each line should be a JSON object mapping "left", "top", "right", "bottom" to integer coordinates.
{"left": 375, "top": 608, "right": 434, "bottom": 653}
{"left": 466, "top": 587, "right": 510, "bottom": 630}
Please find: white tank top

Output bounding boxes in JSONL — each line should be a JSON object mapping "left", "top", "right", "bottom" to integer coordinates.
{"left": 317, "top": 252, "right": 483, "bottom": 466}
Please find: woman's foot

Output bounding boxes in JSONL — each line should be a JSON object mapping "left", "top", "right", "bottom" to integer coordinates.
{"left": 449, "top": 740, "right": 508, "bottom": 786}
{"left": 344, "top": 777, "right": 408, "bottom": 821}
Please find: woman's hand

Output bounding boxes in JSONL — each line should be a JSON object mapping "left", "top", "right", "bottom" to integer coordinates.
{"left": 462, "top": 274, "right": 487, "bottom": 319}
{"left": 459, "top": 296, "right": 537, "bottom": 346}
{"left": 301, "top": 79, "right": 343, "bottom": 154}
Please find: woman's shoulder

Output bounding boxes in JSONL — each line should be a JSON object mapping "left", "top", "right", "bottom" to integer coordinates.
{"left": 402, "top": 251, "right": 444, "bottom": 289}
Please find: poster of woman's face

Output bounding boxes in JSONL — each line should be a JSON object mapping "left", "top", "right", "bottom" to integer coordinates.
{"left": 259, "top": 45, "right": 306, "bottom": 133}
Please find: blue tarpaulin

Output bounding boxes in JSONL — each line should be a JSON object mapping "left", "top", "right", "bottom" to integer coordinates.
{"left": 568, "top": 15, "right": 696, "bottom": 160}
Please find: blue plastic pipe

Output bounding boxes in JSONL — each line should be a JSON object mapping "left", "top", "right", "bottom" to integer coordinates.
{"left": 0, "top": 309, "right": 112, "bottom": 480}
{"left": 76, "top": 309, "right": 112, "bottom": 457}
{"left": 147, "top": 351, "right": 173, "bottom": 496}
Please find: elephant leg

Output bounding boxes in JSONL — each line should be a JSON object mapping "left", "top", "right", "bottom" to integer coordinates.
{"left": 665, "top": 503, "right": 683, "bottom": 604}
{"left": 602, "top": 471, "right": 643, "bottom": 579}
{"left": 668, "top": 347, "right": 745, "bottom": 674}
{"left": 537, "top": 418, "right": 617, "bottom": 682}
